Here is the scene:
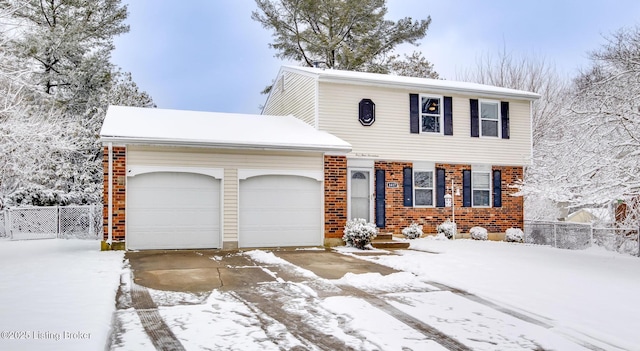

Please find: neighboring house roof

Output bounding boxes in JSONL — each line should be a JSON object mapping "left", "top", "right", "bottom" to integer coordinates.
{"left": 100, "top": 105, "right": 352, "bottom": 153}
{"left": 567, "top": 208, "right": 613, "bottom": 223}
{"left": 280, "top": 65, "right": 541, "bottom": 101}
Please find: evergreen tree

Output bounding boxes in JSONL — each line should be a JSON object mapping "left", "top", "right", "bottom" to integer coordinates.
{"left": 0, "top": 0, "right": 154, "bottom": 207}
{"left": 252, "top": 0, "right": 437, "bottom": 78}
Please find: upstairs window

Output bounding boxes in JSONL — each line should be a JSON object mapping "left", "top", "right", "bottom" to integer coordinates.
{"left": 420, "top": 95, "right": 442, "bottom": 134}
{"left": 480, "top": 100, "right": 500, "bottom": 137}
{"left": 470, "top": 99, "right": 510, "bottom": 139}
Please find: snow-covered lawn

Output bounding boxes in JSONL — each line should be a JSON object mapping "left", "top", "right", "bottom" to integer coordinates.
{"left": 353, "top": 239, "right": 640, "bottom": 351}
{"left": 0, "top": 239, "right": 124, "bottom": 351}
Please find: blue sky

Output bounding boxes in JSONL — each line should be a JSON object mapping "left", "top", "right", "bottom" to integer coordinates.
{"left": 111, "top": 0, "right": 640, "bottom": 114}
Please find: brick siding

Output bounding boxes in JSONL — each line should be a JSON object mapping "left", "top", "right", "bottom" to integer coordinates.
{"left": 102, "top": 146, "right": 126, "bottom": 242}
{"left": 374, "top": 161, "right": 523, "bottom": 234}
{"left": 324, "top": 155, "right": 348, "bottom": 239}
{"left": 323, "top": 159, "right": 523, "bottom": 238}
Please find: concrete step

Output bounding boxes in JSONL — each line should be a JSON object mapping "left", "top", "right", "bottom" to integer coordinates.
{"left": 371, "top": 240, "right": 410, "bottom": 249}
{"left": 374, "top": 233, "right": 394, "bottom": 241}
{"left": 370, "top": 233, "right": 410, "bottom": 249}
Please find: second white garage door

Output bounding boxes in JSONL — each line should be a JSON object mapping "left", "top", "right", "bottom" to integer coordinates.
{"left": 127, "top": 172, "right": 221, "bottom": 250}
{"left": 239, "top": 175, "right": 322, "bottom": 248}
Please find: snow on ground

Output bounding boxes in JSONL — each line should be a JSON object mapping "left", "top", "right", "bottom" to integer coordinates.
{"left": 347, "top": 238, "right": 640, "bottom": 351}
{"left": 0, "top": 239, "right": 124, "bottom": 351}
{"left": 3, "top": 237, "right": 637, "bottom": 350}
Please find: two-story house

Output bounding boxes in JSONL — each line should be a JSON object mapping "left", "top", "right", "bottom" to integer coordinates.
{"left": 262, "top": 66, "right": 539, "bottom": 245}
{"left": 100, "top": 66, "right": 538, "bottom": 251}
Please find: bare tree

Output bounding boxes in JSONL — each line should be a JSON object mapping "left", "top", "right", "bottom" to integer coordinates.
{"left": 560, "top": 26, "right": 640, "bottom": 226}
{"left": 457, "top": 47, "right": 570, "bottom": 220}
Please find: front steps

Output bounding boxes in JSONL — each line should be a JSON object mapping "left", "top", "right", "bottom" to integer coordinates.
{"left": 371, "top": 233, "right": 410, "bottom": 249}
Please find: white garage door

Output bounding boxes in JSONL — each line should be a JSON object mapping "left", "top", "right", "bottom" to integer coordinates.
{"left": 239, "top": 175, "right": 321, "bottom": 248}
{"left": 127, "top": 172, "right": 221, "bottom": 250}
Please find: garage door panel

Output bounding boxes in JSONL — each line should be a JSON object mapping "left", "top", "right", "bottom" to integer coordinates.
{"left": 239, "top": 175, "right": 321, "bottom": 248}
{"left": 127, "top": 172, "right": 221, "bottom": 250}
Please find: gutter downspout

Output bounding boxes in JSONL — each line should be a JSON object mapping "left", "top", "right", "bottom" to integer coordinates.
{"left": 107, "top": 142, "right": 113, "bottom": 245}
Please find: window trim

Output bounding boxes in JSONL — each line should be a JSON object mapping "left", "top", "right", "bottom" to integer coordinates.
{"left": 413, "top": 169, "right": 435, "bottom": 207}
{"left": 419, "top": 94, "right": 444, "bottom": 135}
{"left": 479, "top": 99, "right": 501, "bottom": 138}
{"left": 471, "top": 170, "right": 492, "bottom": 207}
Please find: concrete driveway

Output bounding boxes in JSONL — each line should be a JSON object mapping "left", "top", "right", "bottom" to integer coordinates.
{"left": 114, "top": 249, "right": 471, "bottom": 350}
{"left": 111, "top": 249, "right": 598, "bottom": 351}
{"left": 126, "top": 249, "right": 400, "bottom": 292}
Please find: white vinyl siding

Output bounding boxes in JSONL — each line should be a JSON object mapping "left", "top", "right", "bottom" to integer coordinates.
{"left": 223, "top": 168, "right": 238, "bottom": 243}
{"left": 127, "top": 146, "right": 324, "bottom": 244}
{"left": 317, "top": 82, "right": 532, "bottom": 166}
{"left": 262, "top": 71, "right": 317, "bottom": 127}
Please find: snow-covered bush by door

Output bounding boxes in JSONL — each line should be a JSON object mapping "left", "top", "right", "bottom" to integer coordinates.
{"left": 436, "top": 220, "right": 456, "bottom": 239}
{"left": 343, "top": 218, "right": 378, "bottom": 250}
{"left": 469, "top": 226, "right": 488, "bottom": 240}
{"left": 401, "top": 223, "right": 423, "bottom": 239}
{"left": 505, "top": 228, "right": 524, "bottom": 243}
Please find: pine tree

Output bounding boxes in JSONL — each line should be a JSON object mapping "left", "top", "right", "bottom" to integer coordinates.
{"left": 0, "top": 0, "right": 154, "bottom": 207}
{"left": 252, "top": 0, "right": 436, "bottom": 78}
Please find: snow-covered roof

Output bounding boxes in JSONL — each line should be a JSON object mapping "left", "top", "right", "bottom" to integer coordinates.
{"left": 282, "top": 65, "right": 541, "bottom": 100}
{"left": 100, "top": 106, "right": 351, "bottom": 152}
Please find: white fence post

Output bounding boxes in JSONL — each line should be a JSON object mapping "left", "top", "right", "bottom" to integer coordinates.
{"left": 89, "top": 204, "right": 94, "bottom": 238}
{"left": 57, "top": 206, "right": 61, "bottom": 238}
{"left": 553, "top": 223, "right": 557, "bottom": 248}
{"left": 1, "top": 210, "right": 7, "bottom": 237}
{"left": 7, "top": 208, "right": 12, "bottom": 239}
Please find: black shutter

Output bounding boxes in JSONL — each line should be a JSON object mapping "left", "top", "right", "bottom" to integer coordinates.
{"left": 403, "top": 167, "right": 413, "bottom": 206}
{"left": 436, "top": 168, "right": 446, "bottom": 207}
{"left": 463, "top": 170, "right": 472, "bottom": 207}
{"left": 410, "top": 94, "right": 419, "bottom": 133}
{"left": 375, "top": 169, "right": 386, "bottom": 227}
{"left": 443, "top": 96, "right": 453, "bottom": 135}
{"left": 493, "top": 169, "right": 502, "bottom": 207}
{"left": 501, "top": 101, "right": 510, "bottom": 139}
{"left": 470, "top": 99, "right": 479, "bottom": 137}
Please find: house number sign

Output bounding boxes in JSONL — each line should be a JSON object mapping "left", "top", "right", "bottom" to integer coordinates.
{"left": 387, "top": 182, "right": 398, "bottom": 188}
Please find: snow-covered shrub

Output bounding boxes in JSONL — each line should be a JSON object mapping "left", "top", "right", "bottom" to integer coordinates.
{"left": 436, "top": 220, "right": 456, "bottom": 239}
{"left": 469, "top": 226, "right": 488, "bottom": 240}
{"left": 343, "top": 218, "right": 377, "bottom": 250}
{"left": 402, "top": 223, "right": 423, "bottom": 239}
{"left": 505, "top": 228, "right": 524, "bottom": 243}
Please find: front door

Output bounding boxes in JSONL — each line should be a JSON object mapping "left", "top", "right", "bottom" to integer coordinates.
{"left": 348, "top": 168, "right": 373, "bottom": 222}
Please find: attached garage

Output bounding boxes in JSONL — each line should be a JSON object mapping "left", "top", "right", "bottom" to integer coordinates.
{"left": 239, "top": 173, "right": 322, "bottom": 248}
{"left": 127, "top": 171, "right": 222, "bottom": 250}
{"left": 100, "top": 106, "right": 350, "bottom": 250}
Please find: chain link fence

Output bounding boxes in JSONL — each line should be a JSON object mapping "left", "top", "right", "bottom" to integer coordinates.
{"left": 0, "top": 210, "right": 6, "bottom": 238}
{"left": 525, "top": 220, "right": 640, "bottom": 257}
{"left": 1, "top": 205, "right": 102, "bottom": 240}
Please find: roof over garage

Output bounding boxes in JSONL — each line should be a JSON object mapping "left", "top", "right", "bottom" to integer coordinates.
{"left": 100, "top": 105, "right": 351, "bottom": 153}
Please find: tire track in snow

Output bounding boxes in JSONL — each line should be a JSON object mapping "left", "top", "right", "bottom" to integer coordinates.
{"left": 130, "top": 276, "right": 186, "bottom": 351}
